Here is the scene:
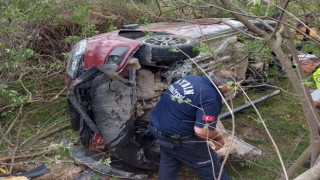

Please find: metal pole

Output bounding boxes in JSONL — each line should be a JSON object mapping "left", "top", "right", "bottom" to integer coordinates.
{"left": 219, "top": 90, "right": 281, "bottom": 120}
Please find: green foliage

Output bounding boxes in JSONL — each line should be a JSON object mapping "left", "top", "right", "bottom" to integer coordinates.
{"left": 139, "top": 16, "right": 151, "bottom": 24}
{"left": 225, "top": 81, "right": 237, "bottom": 91}
{"left": 248, "top": 0, "right": 261, "bottom": 6}
{"left": 302, "top": 76, "right": 316, "bottom": 88}
{"left": 1, "top": 1, "right": 51, "bottom": 23}
{"left": 248, "top": 4, "right": 278, "bottom": 17}
{"left": 142, "top": 31, "right": 155, "bottom": 38}
{"left": 0, "top": 61, "right": 19, "bottom": 72}
{"left": 5, "top": 47, "right": 36, "bottom": 61}
{"left": 81, "top": 24, "right": 99, "bottom": 37}
{"left": 0, "top": 84, "right": 28, "bottom": 109}
{"left": 70, "top": 3, "right": 92, "bottom": 24}
{"left": 195, "top": 43, "right": 217, "bottom": 59}
{"left": 0, "top": 1, "right": 53, "bottom": 71}
{"left": 49, "top": 142, "right": 73, "bottom": 161}
{"left": 65, "top": 18, "right": 99, "bottom": 44}
{"left": 107, "top": 23, "right": 118, "bottom": 31}
{"left": 64, "top": 36, "right": 82, "bottom": 45}
{"left": 300, "top": 42, "right": 320, "bottom": 57}
{"left": 98, "top": 158, "right": 112, "bottom": 167}
{"left": 50, "top": 61, "right": 65, "bottom": 71}
{"left": 240, "top": 36, "right": 273, "bottom": 61}
{"left": 194, "top": 68, "right": 205, "bottom": 76}
{"left": 170, "top": 95, "right": 192, "bottom": 104}
{"left": 169, "top": 47, "right": 179, "bottom": 53}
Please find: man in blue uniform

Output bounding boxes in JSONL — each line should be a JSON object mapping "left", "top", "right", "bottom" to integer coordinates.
{"left": 150, "top": 70, "right": 237, "bottom": 180}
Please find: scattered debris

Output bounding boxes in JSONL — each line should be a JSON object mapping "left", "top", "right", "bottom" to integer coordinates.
{"left": 0, "top": 164, "right": 50, "bottom": 179}
{"left": 61, "top": 140, "right": 148, "bottom": 180}
{"left": 216, "top": 121, "right": 263, "bottom": 159}
{"left": 33, "top": 163, "right": 82, "bottom": 180}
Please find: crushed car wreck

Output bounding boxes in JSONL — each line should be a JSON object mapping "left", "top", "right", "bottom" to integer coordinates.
{"left": 66, "top": 18, "right": 276, "bottom": 175}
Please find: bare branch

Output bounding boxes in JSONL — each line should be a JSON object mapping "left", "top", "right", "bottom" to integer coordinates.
{"left": 279, "top": 145, "right": 311, "bottom": 179}
{"left": 219, "top": 0, "right": 269, "bottom": 37}
{"left": 26, "top": 123, "right": 71, "bottom": 147}
{"left": 0, "top": 150, "right": 53, "bottom": 163}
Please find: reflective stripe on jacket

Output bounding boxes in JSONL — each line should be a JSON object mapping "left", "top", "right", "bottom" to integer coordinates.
{"left": 313, "top": 66, "right": 320, "bottom": 88}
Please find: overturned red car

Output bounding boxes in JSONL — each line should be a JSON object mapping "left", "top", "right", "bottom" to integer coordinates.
{"left": 66, "top": 18, "right": 276, "bottom": 175}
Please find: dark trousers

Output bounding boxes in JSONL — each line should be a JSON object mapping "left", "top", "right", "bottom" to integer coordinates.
{"left": 150, "top": 127, "right": 230, "bottom": 180}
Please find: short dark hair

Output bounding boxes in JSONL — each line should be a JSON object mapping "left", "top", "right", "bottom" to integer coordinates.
{"left": 308, "top": 57, "right": 319, "bottom": 62}
{"left": 305, "top": 13, "right": 315, "bottom": 19}
{"left": 209, "top": 70, "right": 238, "bottom": 86}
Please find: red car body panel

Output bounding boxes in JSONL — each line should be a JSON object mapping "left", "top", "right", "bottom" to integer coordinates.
{"left": 84, "top": 31, "right": 142, "bottom": 72}
{"left": 80, "top": 18, "right": 248, "bottom": 73}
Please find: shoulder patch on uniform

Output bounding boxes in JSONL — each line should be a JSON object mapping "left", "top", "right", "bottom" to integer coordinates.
{"left": 202, "top": 115, "right": 215, "bottom": 122}
{"left": 317, "top": 77, "right": 320, "bottom": 82}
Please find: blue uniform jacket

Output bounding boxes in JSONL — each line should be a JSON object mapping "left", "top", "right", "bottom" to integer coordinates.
{"left": 150, "top": 75, "right": 222, "bottom": 136}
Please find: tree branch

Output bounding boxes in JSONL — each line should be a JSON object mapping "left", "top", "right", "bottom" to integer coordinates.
{"left": 26, "top": 124, "right": 71, "bottom": 147}
{"left": 279, "top": 145, "right": 311, "bottom": 179}
{"left": 219, "top": 0, "right": 269, "bottom": 37}
{"left": 294, "top": 160, "right": 320, "bottom": 180}
{"left": 0, "top": 150, "right": 53, "bottom": 163}
{"left": 279, "top": 0, "right": 320, "bottom": 166}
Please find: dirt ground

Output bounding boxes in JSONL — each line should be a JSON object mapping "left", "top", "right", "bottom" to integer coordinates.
{"left": 33, "top": 163, "right": 82, "bottom": 180}
{"left": 1, "top": 127, "right": 263, "bottom": 180}
{"left": 32, "top": 164, "right": 199, "bottom": 180}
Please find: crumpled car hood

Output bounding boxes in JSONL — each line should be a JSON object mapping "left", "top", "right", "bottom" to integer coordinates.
{"left": 84, "top": 31, "right": 141, "bottom": 71}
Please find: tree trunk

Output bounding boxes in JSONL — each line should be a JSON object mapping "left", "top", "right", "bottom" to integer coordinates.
{"left": 279, "top": 145, "right": 311, "bottom": 179}
{"left": 294, "top": 161, "right": 320, "bottom": 180}
{"left": 279, "top": 0, "right": 320, "bottom": 165}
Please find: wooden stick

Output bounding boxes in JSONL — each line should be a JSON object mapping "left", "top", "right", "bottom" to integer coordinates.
{"left": 26, "top": 124, "right": 71, "bottom": 147}
{"left": 0, "top": 150, "right": 53, "bottom": 162}
{"left": 279, "top": 145, "right": 311, "bottom": 179}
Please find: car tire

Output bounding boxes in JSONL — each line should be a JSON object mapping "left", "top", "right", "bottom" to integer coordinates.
{"left": 67, "top": 99, "right": 80, "bottom": 131}
{"left": 135, "top": 35, "right": 200, "bottom": 64}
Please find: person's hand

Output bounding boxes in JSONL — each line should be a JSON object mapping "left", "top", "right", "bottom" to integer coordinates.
{"left": 213, "top": 135, "right": 225, "bottom": 151}
{"left": 314, "top": 100, "right": 320, "bottom": 108}
{"left": 207, "top": 135, "right": 225, "bottom": 151}
{"left": 194, "top": 126, "right": 225, "bottom": 150}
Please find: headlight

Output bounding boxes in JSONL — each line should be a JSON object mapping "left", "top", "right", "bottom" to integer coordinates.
{"left": 105, "top": 47, "right": 129, "bottom": 65}
{"left": 67, "top": 39, "right": 87, "bottom": 78}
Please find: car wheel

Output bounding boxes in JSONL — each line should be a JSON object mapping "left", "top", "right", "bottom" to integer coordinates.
{"left": 135, "top": 35, "right": 200, "bottom": 64}
{"left": 67, "top": 99, "right": 80, "bottom": 131}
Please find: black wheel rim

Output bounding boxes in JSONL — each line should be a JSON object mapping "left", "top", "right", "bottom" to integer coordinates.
{"left": 143, "top": 36, "right": 190, "bottom": 46}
